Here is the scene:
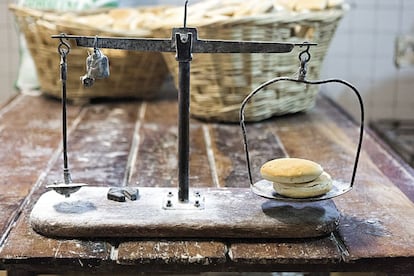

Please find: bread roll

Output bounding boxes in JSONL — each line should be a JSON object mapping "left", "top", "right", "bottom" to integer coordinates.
{"left": 260, "top": 158, "right": 323, "bottom": 184}
{"left": 273, "top": 171, "right": 333, "bottom": 198}
{"left": 277, "top": 0, "right": 298, "bottom": 11}
{"left": 294, "top": 0, "right": 328, "bottom": 11}
{"left": 76, "top": 14, "right": 114, "bottom": 28}
{"left": 327, "top": 0, "right": 344, "bottom": 8}
{"left": 108, "top": 8, "right": 139, "bottom": 30}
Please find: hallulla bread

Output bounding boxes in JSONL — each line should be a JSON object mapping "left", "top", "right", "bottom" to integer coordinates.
{"left": 108, "top": 8, "right": 139, "bottom": 30}
{"left": 294, "top": 0, "right": 328, "bottom": 11}
{"left": 260, "top": 157, "right": 333, "bottom": 198}
{"left": 272, "top": 171, "right": 333, "bottom": 198}
{"left": 39, "top": 0, "right": 345, "bottom": 35}
{"left": 75, "top": 14, "right": 114, "bottom": 28}
{"left": 260, "top": 157, "right": 323, "bottom": 184}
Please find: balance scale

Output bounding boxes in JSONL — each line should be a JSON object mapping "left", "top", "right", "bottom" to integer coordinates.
{"left": 30, "top": 1, "right": 364, "bottom": 239}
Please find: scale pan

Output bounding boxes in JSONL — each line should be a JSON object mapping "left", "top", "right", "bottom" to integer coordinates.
{"left": 251, "top": 179, "right": 352, "bottom": 202}
{"left": 46, "top": 183, "right": 88, "bottom": 197}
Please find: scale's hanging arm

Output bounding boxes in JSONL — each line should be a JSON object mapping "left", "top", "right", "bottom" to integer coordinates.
{"left": 46, "top": 35, "right": 87, "bottom": 197}
{"left": 239, "top": 44, "right": 365, "bottom": 202}
{"left": 51, "top": 0, "right": 316, "bottom": 202}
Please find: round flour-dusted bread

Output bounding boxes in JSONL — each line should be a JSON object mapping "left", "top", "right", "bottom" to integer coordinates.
{"left": 260, "top": 158, "right": 323, "bottom": 184}
{"left": 273, "top": 171, "right": 333, "bottom": 198}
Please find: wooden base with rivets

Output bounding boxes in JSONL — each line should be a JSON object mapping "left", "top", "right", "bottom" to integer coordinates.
{"left": 30, "top": 187, "right": 340, "bottom": 239}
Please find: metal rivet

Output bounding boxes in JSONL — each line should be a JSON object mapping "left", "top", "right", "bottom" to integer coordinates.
{"left": 180, "top": 34, "right": 188, "bottom": 43}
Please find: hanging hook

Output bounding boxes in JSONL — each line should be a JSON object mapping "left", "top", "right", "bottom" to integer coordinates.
{"left": 57, "top": 33, "right": 70, "bottom": 59}
{"left": 93, "top": 35, "right": 99, "bottom": 53}
{"left": 298, "top": 42, "right": 311, "bottom": 81}
{"left": 299, "top": 42, "right": 311, "bottom": 63}
{"left": 58, "top": 34, "right": 71, "bottom": 83}
{"left": 183, "top": 0, "right": 189, "bottom": 28}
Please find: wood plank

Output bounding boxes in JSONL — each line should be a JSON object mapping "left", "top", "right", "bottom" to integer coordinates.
{"left": 0, "top": 210, "right": 111, "bottom": 260}
{"left": 116, "top": 240, "right": 227, "bottom": 267}
{"left": 228, "top": 236, "right": 342, "bottom": 271}
{"left": 130, "top": 98, "right": 213, "bottom": 188}
{"left": 2, "top": 93, "right": 413, "bottom": 273}
{"left": 229, "top": 238, "right": 413, "bottom": 272}
{"left": 209, "top": 121, "right": 286, "bottom": 188}
{"left": 318, "top": 97, "right": 414, "bottom": 201}
{"left": 0, "top": 94, "right": 82, "bottom": 241}
{"left": 274, "top": 97, "right": 414, "bottom": 262}
{"left": 131, "top": 122, "right": 179, "bottom": 187}
{"left": 1, "top": 100, "right": 139, "bottom": 269}
{"left": 143, "top": 93, "right": 178, "bottom": 126}
{"left": 42, "top": 101, "right": 140, "bottom": 187}
{"left": 362, "top": 128, "right": 414, "bottom": 201}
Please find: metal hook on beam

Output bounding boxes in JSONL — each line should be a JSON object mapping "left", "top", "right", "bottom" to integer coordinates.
{"left": 58, "top": 33, "right": 70, "bottom": 58}
{"left": 298, "top": 42, "right": 312, "bottom": 80}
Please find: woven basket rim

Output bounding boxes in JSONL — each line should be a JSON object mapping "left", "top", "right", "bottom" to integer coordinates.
{"left": 9, "top": 3, "right": 170, "bottom": 101}
{"left": 149, "top": 4, "right": 349, "bottom": 31}
{"left": 199, "top": 7, "right": 345, "bottom": 27}
{"left": 9, "top": 4, "right": 153, "bottom": 37}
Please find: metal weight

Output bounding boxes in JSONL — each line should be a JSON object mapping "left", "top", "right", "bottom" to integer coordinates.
{"left": 81, "top": 37, "right": 110, "bottom": 87}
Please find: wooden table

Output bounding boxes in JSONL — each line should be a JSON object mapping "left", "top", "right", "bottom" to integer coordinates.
{"left": 0, "top": 92, "right": 414, "bottom": 275}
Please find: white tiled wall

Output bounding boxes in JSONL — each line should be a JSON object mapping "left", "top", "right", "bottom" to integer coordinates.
{"left": 0, "top": 0, "right": 19, "bottom": 105}
{"left": 320, "top": 0, "right": 414, "bottom": 121}
{"left": 1, "top": 0, "right": 413, "bottom": 122}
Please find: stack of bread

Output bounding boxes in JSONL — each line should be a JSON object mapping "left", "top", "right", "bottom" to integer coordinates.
{"left": 260, "top": 158, "right": 333, "bottom": 198}
{"left": 37, "top": 0, "right": 344, "bottom": 35}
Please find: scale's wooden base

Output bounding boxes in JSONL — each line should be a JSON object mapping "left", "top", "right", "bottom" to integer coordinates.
{"left": 30, "top": 187, "right": 340, "bottom": 239}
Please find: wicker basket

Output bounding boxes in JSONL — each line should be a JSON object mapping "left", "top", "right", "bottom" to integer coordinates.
{"left": 10, "top": 5, "right": 170, "bottom": 102}
{"left": 160, "top": 7, "right": 345, "bottom": 122}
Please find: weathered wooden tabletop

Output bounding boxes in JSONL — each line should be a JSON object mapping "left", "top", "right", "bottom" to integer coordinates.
{"left": 0, "top": 92, "right": 414, "bottom": 274}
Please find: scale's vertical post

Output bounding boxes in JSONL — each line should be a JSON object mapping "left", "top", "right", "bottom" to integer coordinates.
{"left": 175, "top": 31, "right": 192, "bottom": 202}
